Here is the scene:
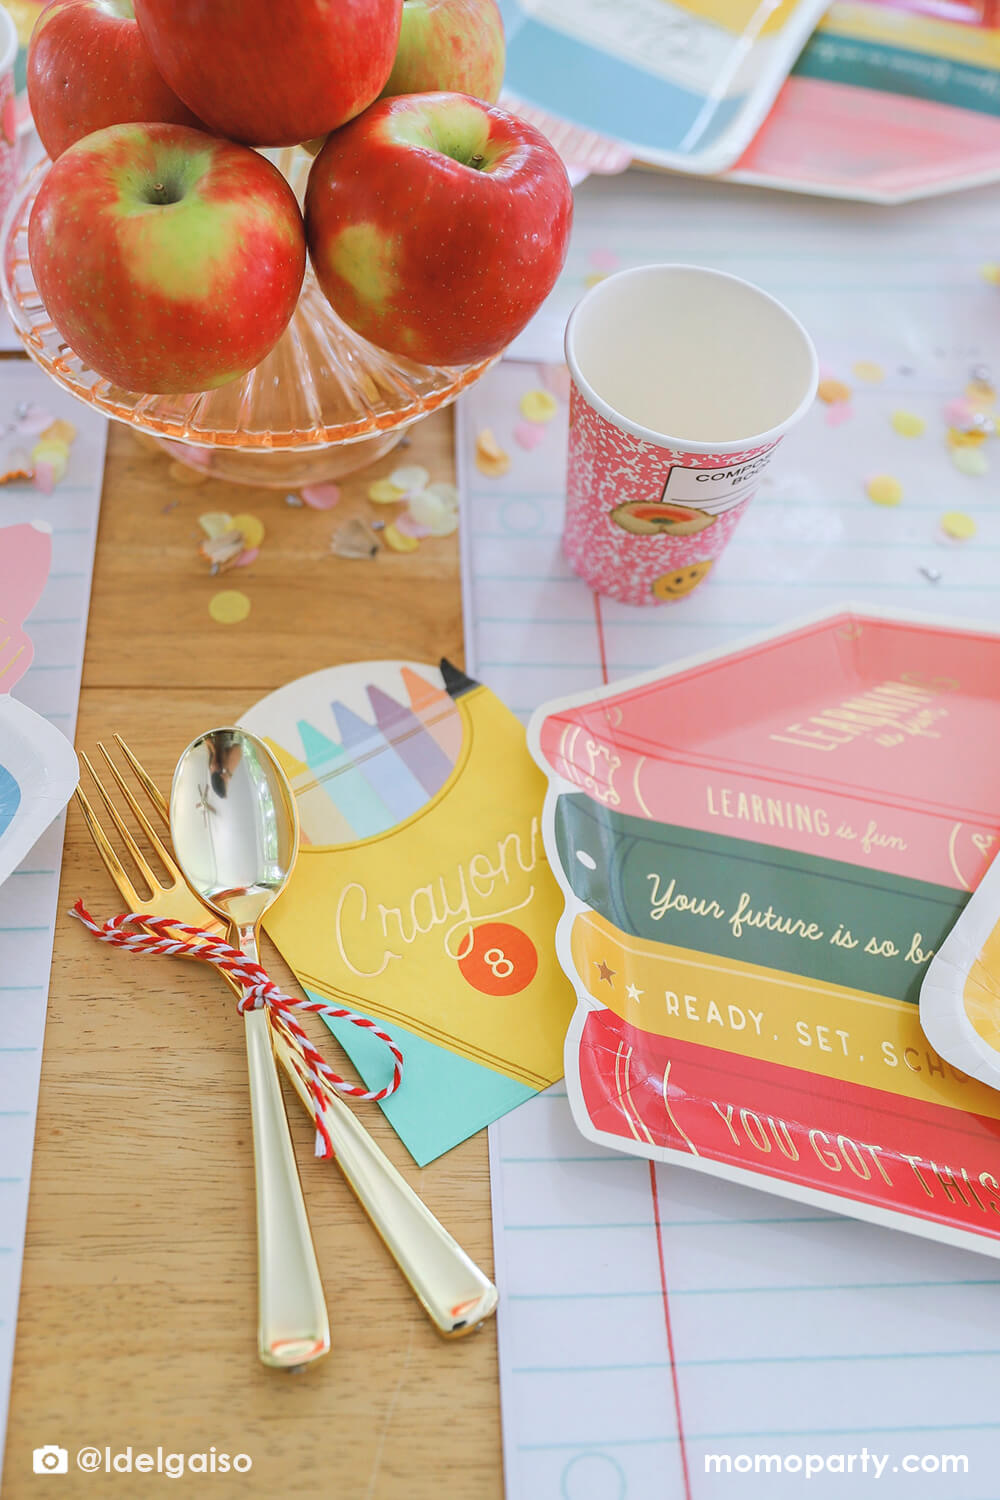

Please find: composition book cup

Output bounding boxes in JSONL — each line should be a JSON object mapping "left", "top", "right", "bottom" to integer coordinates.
{"left": 563, "top": 263, "right": 818, "bottom": 605}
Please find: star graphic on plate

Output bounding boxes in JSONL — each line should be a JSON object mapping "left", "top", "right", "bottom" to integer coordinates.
{"left": 625, "top": 982, "right": 644, "bottom": 1003}
{"left": 595, "top": 960, "right": 615, "bottom": 984}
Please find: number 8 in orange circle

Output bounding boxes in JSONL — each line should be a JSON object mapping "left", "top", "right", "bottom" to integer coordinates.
{"left": 457, "top": 922, "right": 538, "bottom": 997}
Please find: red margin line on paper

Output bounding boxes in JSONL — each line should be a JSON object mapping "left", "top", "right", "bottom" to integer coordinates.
{"left": 593, "top": 592, "right": 609, "bottom": 686}
{"left": 649, "top": 1161, "right": 693, "bottom": 1500}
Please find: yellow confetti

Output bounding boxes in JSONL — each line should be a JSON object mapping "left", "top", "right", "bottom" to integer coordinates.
{"left": 584, "top": 271, "right": 608, "bottom": 288}
{"left": 199, "top": 511, "right": 233, "bottom": 539}
{"left": 368, "top": 478, "right": 406, "bottom": 504}
{"left": 208, "top": 589, "right": 251, "bottom": 623}
{"left": 39, "top": 418, "right": 76, "bottom": 445}
{"left": 817, "top": 378, "right": 851, "bottom": 405}
{"left": 940, "top": 510, "right": 977, "bottom": 540}
{"left": 852, "top": 361, "right": 885, "bottom": 383}
{"left": 981, "top": 263, "right": 1000, "bottom": 284}
{"left": 865, "top": 474, "right": 903, "bottom": 507}
{"left": 229, "top": 512, "right": 265, "bottom": 549}
{"left": 947, "top": 426, "right": 987, "bottom": 449}
{"left": 475, "top": 428, "right": 511, "bottom": 478}
{"left": 952, "top": 447, "right": 989, "bottom": 477}
{"left": 965, "top": 379, "right": 996, "bottom": 412}
{"left": 169, "top": 460, "right": 209, "bottom": 486}
{"left": 389, "top": 464, "right": 430, "bottom": 494}
{"left": 519, "top": 389, "right": 559, "bottom": 424}
{"left": 383, "top": 522, "right": 419, "bottom": 552}
{"left": 890, "top": 410, "right": 925, "bottom": 438}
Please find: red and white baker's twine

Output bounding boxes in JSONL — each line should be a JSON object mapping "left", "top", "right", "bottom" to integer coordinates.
{"left": 70, "top": 901, "right": 403, "bottom": 1159}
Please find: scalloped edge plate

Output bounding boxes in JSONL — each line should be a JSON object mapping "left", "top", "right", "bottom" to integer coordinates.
{"left": 0, "top": 694, "right": 78, "bottom": 888}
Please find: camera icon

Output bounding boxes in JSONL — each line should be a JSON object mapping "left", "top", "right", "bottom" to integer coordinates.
{"left": 33, "top": 1445, "right": 68, "bottom": 1474}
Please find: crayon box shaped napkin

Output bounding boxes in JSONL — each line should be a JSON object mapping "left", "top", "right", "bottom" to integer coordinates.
{"left": 528, "top": 607, "right": 1000, "bottom": 1259}
{"left": 241, "top": 660, "right": 575, "bottom": 1165}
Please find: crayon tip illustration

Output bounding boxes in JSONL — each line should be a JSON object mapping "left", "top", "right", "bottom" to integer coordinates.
{"left": 366, "top": 682, "right": 452, "bottom": 795}
{"left": 440, "top": 658, "right": 479, "bottom": 699}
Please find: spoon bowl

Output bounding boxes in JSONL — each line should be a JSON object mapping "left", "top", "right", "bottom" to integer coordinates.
{"left": 170, "top": 727, "right": 298, "bottom": 938}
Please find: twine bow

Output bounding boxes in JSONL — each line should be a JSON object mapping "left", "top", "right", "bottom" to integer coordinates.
{"left": 71, "top": 900, "right": 403, "bottom": 1159}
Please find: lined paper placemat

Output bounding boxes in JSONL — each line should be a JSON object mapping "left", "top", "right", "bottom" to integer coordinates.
{"left": 0, "top": 367, "right": 107, "bottom": 1481}
{"left": 458, "top": 169, "right": 1000, "bottom": 1499}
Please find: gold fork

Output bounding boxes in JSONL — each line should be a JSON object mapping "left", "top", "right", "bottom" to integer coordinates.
{"left": 75, "top": 736, "right": 499, "bottom": 1339}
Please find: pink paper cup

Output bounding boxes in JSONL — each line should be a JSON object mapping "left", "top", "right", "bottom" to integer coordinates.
{"left": 563, "top": 264, "right": 818, "bottom": 606}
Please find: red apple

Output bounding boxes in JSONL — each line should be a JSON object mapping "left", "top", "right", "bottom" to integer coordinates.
{"left": 29, "top": 123, "right": 306, "bottom": 393}
{"left": 305, "top": 93, "right": 572, "bottom": 367}
{"left": 132, "top": 0, "right": 402, "bottom": 148}
{"left": 27, "top": 0, "right": 204, "bottom": 160}
{"left": 381, "top": 0, "right": 505, "bottom": 103}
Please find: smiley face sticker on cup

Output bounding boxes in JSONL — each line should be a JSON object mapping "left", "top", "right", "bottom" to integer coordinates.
{"left": 652, "top": 559, "right": 714, "bottom": 600}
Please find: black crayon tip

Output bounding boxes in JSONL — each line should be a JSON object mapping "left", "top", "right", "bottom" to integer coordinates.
{"left": 440, "top": 658, "right": 479, "bottom": 699}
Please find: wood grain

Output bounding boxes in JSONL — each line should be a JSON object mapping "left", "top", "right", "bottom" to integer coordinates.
{"left": 3, "top": 417, "right": 504, "bottom": 1499}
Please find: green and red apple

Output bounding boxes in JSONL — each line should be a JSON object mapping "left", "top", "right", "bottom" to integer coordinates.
{"left": 27, "top": 0, "right": 204, "bottom": 160}
{"left": 381, "top": 0, "right": 505, "bottom": 103}
{"left": 305, "top": 92, "right": 572, "bottom": 367}
{"left": 132, "top": 0, "right": 402, "bottom": 147}
{"left": 29, "top": 123, "right": 306, "bottom": 393}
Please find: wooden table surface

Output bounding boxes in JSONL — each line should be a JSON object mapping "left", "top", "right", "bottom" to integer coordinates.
{"left": 3, "top": 412, "right": 503, "bottom": 1498}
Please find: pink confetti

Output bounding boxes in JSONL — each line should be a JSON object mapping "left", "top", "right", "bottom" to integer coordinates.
{"left": 825, "top": 403, "right": 853, "bottom": 427}
{"left": 300, "top": 482, "right": 341, "bottom": 510}
{"left": 539, "top": 363, "right": 572, "bottom": 401}
{"left": 514, "top": 420, "right": 547, "bottom": 450}
{"left": 15, "top": 404, "right": 55, "bottom": 437}
{"left": 588, "top": 248, "right": 620, "bottom": 272}
{"left": 233, "top": 547, "right": 258, "bottom": 567}
{"left": 395, "top": 510, "right": 433, "bottom": 539}
{"left": 944, "top": 397, "right": 974, "bottom": 427}
{"left": 32, "top": 460, "right": 55, "bottom": 493}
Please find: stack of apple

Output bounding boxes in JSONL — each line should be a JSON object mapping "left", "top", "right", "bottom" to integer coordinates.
{"left": 25, "top": 0, "right": 572, "bottom": 394}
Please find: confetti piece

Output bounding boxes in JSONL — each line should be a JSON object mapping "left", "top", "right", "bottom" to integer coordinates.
{"left": 818, "top": 377, "right": 851, "bottom": 405}
{"left": 394, "top": 510, "right": 433, "bottom": 540}
{"left": 168, "top": 460, "right": 209, "bottom": 486}
{"left": 389, "top": 464, "right": 430, "bottom": 494}
{"left": 475, "top": 428, "right": 510, "bottom": 477}
{"left": 299, "top": 482, "right": 340, "bottom": 510}
{"left": 199, "top": 511, "right": 234, "bottom": 540}
{"left": 852, "top": 361, "right": 885, "bottom": 383}
{"left": 944, "top": 397, "right": 974, "bottom": 427}
{"left": 540, "top": 362, "right": 572, "bottom": 401}
{"left": 284, "top": 492, "right": 305, "bottom": 507}
{"left": 14, "top": 403, "right": 55, "bottom": 436}
{"left": 32, "top": 461, "right": 56, "bottom": 494}
{"left": 890, "top": 409, "right": 925, "bottom": 438}
{"left": 368, "top": 477, "right": 406, "bottom": 504}
{"left": 919, "top": 565, "right": 942, "bottom": 583}
{"left": 383, "top": 521, "right": 419, "bottom": 552}
{"left": 229, "top": 512, "right": 265, "bottom": 548}
{"left": 971, "top": 363, "right": 993, "bottom": 384}
{"left": 588, "top": 248, "right": 620, "bottom": 272}
{"left": 409, "top": 483, "right": 459, "bottom": 537}
{"left": 200, "top": 530, "right": 245, "bottom": 571}
{"left": 965, "top": 379, "right": 996, "bottom": 412}
{"left": 519, "top": 388, "right": 558, "bottom": 424}
{"left": 941, "top": 510, "right": 977, "bottom": 540}
{"left": 30, "top": 442, "right": 67, "bottom": 488}
{"left": 824, "top": 403, "right": 852, "bottom": 428}
{"left": 865, "top": 474, "right": 903, "bottom": 507}
{"left": 209, "top": 589, "right": 251, "bottom": 623}
{"left": 947, "top": 426, "right": 987, "bottom": 449}
{"left": 981, "top": 263, "right": 1000, "bottom": 284}
{"left": 233, "top": 548, "right": 258, "bottom": 567}
{"left": 514, "top": 420, "right": 546, "bottom": 450}
{"left": 0, "top": 450, "right": 33, "bottom": 485}
{"left": 952, "top": 447, "right": 989, "bottom": 477}
{"left": 332, "top": 517, "right": 379, "bottom": 559}
{"left": 39, "top": 417, "right": 76, "bottom": 445}
{"left": 584, "top": 271, "right": 608, "bottom": 288}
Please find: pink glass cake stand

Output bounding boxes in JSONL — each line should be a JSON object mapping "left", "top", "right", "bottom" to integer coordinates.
{"left": 1, "top": 159, "right": 497, "bottom": 488}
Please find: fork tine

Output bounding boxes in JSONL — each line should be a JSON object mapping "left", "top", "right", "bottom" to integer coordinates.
{"left": 73, "top": 782, "right": 143, "bottom": 909}
{"left": 114, "top": 734, "right": 169, "bottom": 825}
{"left": 79, "top": 749, "right": 159, "bottom": 893}
{"left": 96, "top": 741, "right": 179, "bottom": 878}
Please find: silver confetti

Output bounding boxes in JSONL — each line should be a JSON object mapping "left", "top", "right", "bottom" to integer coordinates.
{"left": 919, "top": 565, "right": 942, "bottom": 584}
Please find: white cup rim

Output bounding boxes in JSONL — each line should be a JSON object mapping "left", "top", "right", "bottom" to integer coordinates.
{"left": 564, "top": 262, "right": 820, "bottom": 455}
{"left": 0, "top": 6, "right": 17, "bottom": 81}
